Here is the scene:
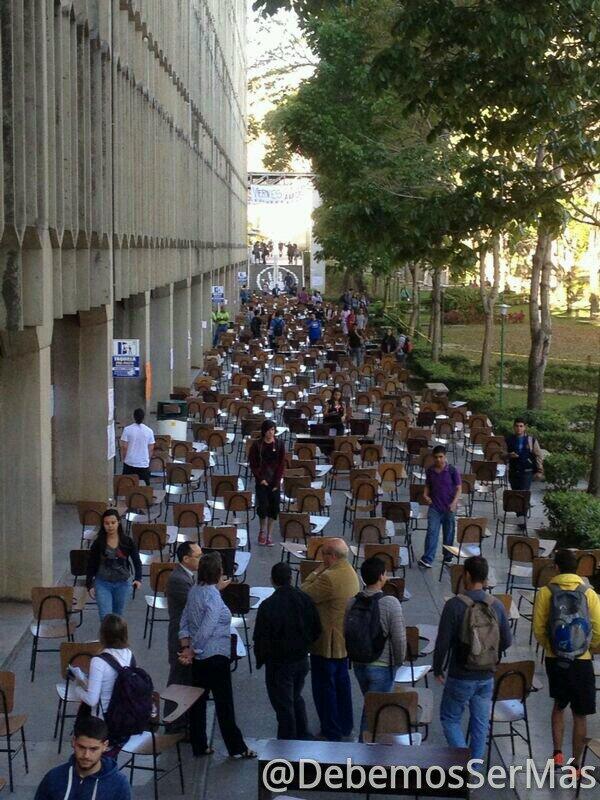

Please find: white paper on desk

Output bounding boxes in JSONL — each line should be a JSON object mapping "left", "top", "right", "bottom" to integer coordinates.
{"left": 107, "top": 422, "right": 116, "bottom": 460}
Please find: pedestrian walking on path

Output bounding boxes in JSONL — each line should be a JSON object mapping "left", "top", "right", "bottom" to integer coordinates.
{"left": 249, "top": 420, "right": 286, "bottom": 546}
{"left": 418, "top": 445, "right": 461, "bottom": 569}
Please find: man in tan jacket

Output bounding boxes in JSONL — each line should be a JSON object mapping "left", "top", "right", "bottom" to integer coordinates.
{"left": 301, "top": 538, "right": 360, "bottom": 740}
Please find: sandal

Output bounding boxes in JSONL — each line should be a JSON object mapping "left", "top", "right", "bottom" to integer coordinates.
{"left": 231, "top": 749, "right": 257, "bottom": 759}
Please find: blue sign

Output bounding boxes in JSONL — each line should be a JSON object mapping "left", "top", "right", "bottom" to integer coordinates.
{"left": 112, "top": 339, "right": 140, "bottom": 378}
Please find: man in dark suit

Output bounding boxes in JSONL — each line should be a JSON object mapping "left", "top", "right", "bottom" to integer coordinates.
{"left": 164, "top": 541, "right": 202, "bottom": 728}
{"left": 254, "top": 562, "right": 321, "bottom": 740}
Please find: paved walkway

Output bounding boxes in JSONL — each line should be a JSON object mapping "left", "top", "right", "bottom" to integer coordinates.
{"left": 2, "top": 398, "right": 598, "bottom": 798}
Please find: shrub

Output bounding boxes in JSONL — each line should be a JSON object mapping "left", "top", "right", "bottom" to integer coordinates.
{"left": 543, "top": 491, "right": 600, "bottom": 549}
{"left": 443, "top": 309, "right": 464, "bottom": 325}
{"left": 531, "top": 429, "right": 594, "bottom": 459}
{"left": 443, "top": 286, "right": 484, "bottom": 315}
{"left": 463, "top": 385, "right": 498, "bottom": 413}
{"left": 543, "top": 453, "right": 589, "bottom": 491}
{"left": 515, "top": 409, "right": 568, "bottom": 432}
{"left": 507, "top": 310, "right": 525, "bottom": 323}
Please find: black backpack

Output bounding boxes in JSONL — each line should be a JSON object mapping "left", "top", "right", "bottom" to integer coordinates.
{"left": 344, "top": 592, "right": 386, "bottom": 664}
{"left": 99, "top": 653, "right": 154, "bottom": 741}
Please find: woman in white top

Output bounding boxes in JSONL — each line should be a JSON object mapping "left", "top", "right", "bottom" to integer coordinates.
{"left": 75, "top": 614, "right": 133, "bottom": 725}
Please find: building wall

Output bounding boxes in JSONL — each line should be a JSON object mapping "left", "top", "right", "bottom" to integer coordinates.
{"left": 0, "top": 0, "right": 247, "bottom": 599}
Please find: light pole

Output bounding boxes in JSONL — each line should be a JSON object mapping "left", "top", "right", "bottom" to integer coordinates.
{"left": 498, "top": 303, "right": 510, "bottom": 407}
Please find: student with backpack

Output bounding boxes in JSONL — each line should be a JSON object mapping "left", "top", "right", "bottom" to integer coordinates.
{"left": 418, "top": 446, "right": 461, "bottom": 569}
{"left": 74, "top": 615, "right": 153, "bottom": 751}
{"left": 533, "top": 549, "right": 600, "bottom": 773}
{"left": 269, "top": 310, "right": 285, "bottom": 351}
{"left": 344, "top": 557, "right": 406, "bottom": 741}
{"left": 433, "top": 556, "right": 512, "bottom": 762}
{"left": 504, "top": 417, "right": 544, "bottom": 529}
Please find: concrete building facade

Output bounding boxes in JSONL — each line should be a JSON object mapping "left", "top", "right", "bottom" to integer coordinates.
{"left": 0, "top": 0, "right": 247, "bottom": 599}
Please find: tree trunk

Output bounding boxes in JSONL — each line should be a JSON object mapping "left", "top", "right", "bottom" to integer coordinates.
{"left": 527, "top": 225, "right": 553, "bottom": 409}
{"left": 588, "top": 368, "right": 600, "bottom": 496}
{"left": 342, "top": 269, "right": 352, "bottom": 292}
{"left": 382, "top": 274, "right": 391, "bottom": 310}
{"left": 479, "top": 236, "right": 501, "bottom": 385}
{"left": 431, "top": 268, "right": 442, "bottom": 362}
{"left": 408, "top": 262, "right": 420, "bottom": 336}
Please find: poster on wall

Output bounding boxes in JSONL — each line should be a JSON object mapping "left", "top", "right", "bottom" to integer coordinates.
{"left": 112, "top": 339, "right": 140, "bottom": 378}
{"left": 211, "top": 285, "right": 225, "bottom": 303}
{"left": 237, "top": 271, "right": 247, "bottom": 284}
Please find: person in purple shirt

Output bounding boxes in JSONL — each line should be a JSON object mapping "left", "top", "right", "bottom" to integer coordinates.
{"left": 418, "top": 445, "right": 461, "bottom": 568}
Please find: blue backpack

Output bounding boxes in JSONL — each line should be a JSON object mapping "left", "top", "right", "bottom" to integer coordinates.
{"left": 548, "top": 583, "right": 592, "bottom": 661}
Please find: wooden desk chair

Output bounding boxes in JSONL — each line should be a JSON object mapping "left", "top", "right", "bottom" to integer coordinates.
{"left": 328, "top": 451, "right": 354, "bottom": 492}
{"left": 363, "top": 691, "right": 420, "bottom": 745}
{"left": 205, "top": 429, "right": 233, "bottom": 472}
{"left": 472, "top": 461, "right": 500, "bottom": 517}
{"left": 360, "top": 443, "right": 382, "bottom": 467}
{"left": 439, "top": 517, "right": 487, "bottom": 581}
{"left": 218, "top": 491, "right": 252, "bottom": 549}
{"left": 290, "top": 488, "right": 327, "bottom": 516}
{"left": 122, "top": 485, "right": 163, "bottom": 529}
{"left": 144, "top": 562, "right": 177, "bottom": 649}
{"left": 515, "top": 558, "right": 558, "bottom": 645}
{"left": 76, "top": 501, "right": 107, "bottom": 548}
{"left": 381, "top": 577, "right": 406, "bottom": 602}
{"left": 294, "top": 442, "right": 317, "bottom": 461}
{"left": 282, "top": 475, "right": 311, "bottom": 510}
{"left": 505, "top": 536, "right": 540, "bottom": 594}
{"left": 0, "top": 672, "right": 28, "bottom": 791}
{"left": 487, "top": 661, "right": 535, "bottom": 766}
{"left": 342, "top": 478, "right": 378, "bottom": 534}
{"left": 69, "top": 549, "right": 91, "bottom": 587}
{"left": 30, "top": 587, "right": 76, "bottom": 681}
{"left": 202, "top": 526, "right": 237, "bottom": 549}
{"left": 171, "top": 503, "right": 205, "bottom": 547}
{"left": 171, "top": 440, "right": 194, "bottom": 462}
{"left": 394, "top": 627, "right": 431, "bottom": 687}
{"left": 364, "top": 543, "right": 407, "bottom": 578}
{"left": 54, "top": 642, "right": 102, "bottom": 752}
{"left": 381, "top": 501, "right": 413, "bottom": 564}
{"left": 378, "top": 463, "right": 407, "bottom": 500}
{"left": 132, "top": 523, "right": 169, "bottom": 575}
{"left": 149, "top": 454, "right": 169, "bottom": 489}
{"left": 494, "top": 490, "right": 532, "bottom": 550}
{"left": 298, "top": 559, "right": 321, "bottom": 584}
{"left": 279, "top": 513, "right": 312, "bottom": 552}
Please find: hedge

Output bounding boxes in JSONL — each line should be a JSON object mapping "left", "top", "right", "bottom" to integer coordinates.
{"left": 490, "top": 359, "right": 598, "bottom": 393}
{"left": 543, "top": 453, "right": 589, "bottom": 491}
{"left": 543, "top": 491, "right": 600, "bottom": 549}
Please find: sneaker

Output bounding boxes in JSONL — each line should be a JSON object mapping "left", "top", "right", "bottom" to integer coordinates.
{"left": 265, "top": 536, "right": 274, "bottom": 547}
{"left": 258, "top": 531, "right": 266, "bottom": 546}
{"left": 418, "top": 558, "right": 432, "bottom": 569}
{"left": 552, "top": 751, "right": 564, "bottom": 768}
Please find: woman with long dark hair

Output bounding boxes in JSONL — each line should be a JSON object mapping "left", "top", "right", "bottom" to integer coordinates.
{"left": 249, "top": 420, "right": 286, "bottom": 546}
{"left": 325, "top": 387, "right": 348, "bottom": 435}
{"left": 86, "top": 509, "right": 142, "bottom": 620}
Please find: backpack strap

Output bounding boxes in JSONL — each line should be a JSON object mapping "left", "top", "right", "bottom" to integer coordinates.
{"left": 481, "top": 595, "right": 496, "bottom": 608}
{"left": 98, "top": 652, "right": 123, "bottom": 673}
{"left": 457, "top": 594, "right": 474, "bottom": 608}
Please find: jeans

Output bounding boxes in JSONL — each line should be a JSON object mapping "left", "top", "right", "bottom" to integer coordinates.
{"left": 265, "top": 658, "right": 311, "bottom": 739}
{"left": 94, "top": 578, "right": 131, "bottom": 620}
{"left": 213, "top": 323, "right": 228, "bottom": 347}
{"left": 353, "top": 663, "right": 395, "bottom": 741}
{"left": 423, "top": 507, "right": 456, "bottom": 565}
{"left": 310, "top": 655, "right": 353, "bottom": 741}
{"left": 350, "top": 347, "right": 363, "bottom": 367}
{"left": 440, "top": 675, "right": 494, "bottom": 762}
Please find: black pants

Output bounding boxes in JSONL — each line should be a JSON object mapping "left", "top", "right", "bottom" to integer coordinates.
{"left": 256, "top": 483, "right": 280, "bottom": 520}
{"left": 508, "top": 468, "right": 533, "bottom": 492}
{"left": 265, "top": 657, "right": 311, "bottom": 739}
{"left": 190, "top": 656, "right": 246, "bottom": 756}
{"left": 123, "top": 463, "right": 151, "bottom": 486}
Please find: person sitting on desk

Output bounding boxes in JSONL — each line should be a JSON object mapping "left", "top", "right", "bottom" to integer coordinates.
{"left": 325, "top": 388, "right": 348, "bottom": 436}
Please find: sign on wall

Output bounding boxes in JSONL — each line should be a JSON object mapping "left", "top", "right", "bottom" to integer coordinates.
{"left": 112, "top": 339, "right": 140, "bottom": 378}
{"left": 212, "top": 285, "right": 225, "bottom": 303}
{"left": 237, "top": 271, "right": 247, "bottom": 284}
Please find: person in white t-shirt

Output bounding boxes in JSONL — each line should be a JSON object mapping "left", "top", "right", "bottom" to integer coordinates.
{"left": 119, "top": 408, "right": 155, "bottom": 485}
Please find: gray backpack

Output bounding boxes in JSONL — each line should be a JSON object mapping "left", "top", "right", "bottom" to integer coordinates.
{"left": 548, "top": 583, "right": 592, "bottom": 662}
{"left": 457, "top": 595, "right": 501, "bottom": 671}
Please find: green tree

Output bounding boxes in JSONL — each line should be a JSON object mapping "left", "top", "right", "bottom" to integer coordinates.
{"left": 374, "top": 0, "right": 600, "bottom": 407}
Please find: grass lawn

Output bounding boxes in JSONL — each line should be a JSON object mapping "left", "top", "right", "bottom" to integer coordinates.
{"left": 500, "top": 388, "right": 594, "bottom": 414}
{"left": 442, "top": 305, "right": 600, "bottom": 365}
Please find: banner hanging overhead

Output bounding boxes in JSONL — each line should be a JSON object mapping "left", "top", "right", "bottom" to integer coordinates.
{"left": 249, "top": 184, "right": 306, "bottom": 205}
